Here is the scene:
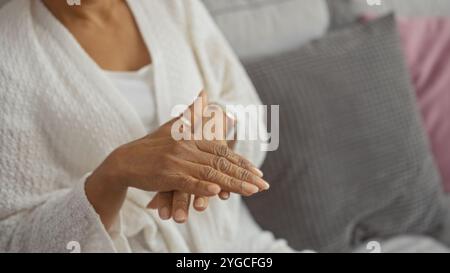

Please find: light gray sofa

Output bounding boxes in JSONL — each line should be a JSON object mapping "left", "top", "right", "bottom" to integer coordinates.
{"left": 201, "top": 0, "right": 450, "bottom": 253}
{"left": 1, "top": 0, "right": 449, "bottom": 253}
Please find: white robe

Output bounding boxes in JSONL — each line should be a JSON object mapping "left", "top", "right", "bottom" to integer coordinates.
{"left": 0, "top": 0, "right": 292, "bottom": 253}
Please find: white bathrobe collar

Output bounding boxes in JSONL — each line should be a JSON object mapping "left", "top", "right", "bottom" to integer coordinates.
{"left": 30, "top": 0, "right": 203, "bottom": 251}
{"left": 31, "top": 0, "right": 203, "bottom": 133}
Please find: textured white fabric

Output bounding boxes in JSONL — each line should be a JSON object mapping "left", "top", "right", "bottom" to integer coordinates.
{"left": 0, "top": 0, "right": 291, "bottom": 253}
{"left": 104, "top": 65, "right": 158, "bottom": 133}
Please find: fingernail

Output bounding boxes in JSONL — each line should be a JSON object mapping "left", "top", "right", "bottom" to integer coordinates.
{"left": 174, "top": 209, "right": 187, "bottom": 223}
{"left": 207, "top": 184, "right": 221, "bottom": 194}
{"left": 160, "top": 207, "right": 171, "bottom": 220}
{"left": 220, "top": 192, "right": 230, "bottom": 200}
{"left": 252, "top": 167, "right": 264, "bottom": 177}
{"left": 195, "top": 198, "right": 205, "bottom": 208}
{"left": 254, "top": 177, "right": 270, "bottom": 191}
{"left": 244, "top": 183, "right": 260, "bottom": 195}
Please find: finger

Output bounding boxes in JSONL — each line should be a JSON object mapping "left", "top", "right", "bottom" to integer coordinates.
{"left": 204, "top": 104, "right": 233, "bottom": 141}
{"left": 172, "top": 191, "right": 191, "bottom": 224}
{"left": 183, "top": 149, "right": 269, "bottom": 191}
{"left": 156, "top": 91, "right": 207, "bottom": 136}
{"left": 181, "top": 90, "right": 207, "bottom": 132}
{"left": 195, "top": 141, "right": 264, "bottom": 177}
{"left": 157, "top": 192, "right": 173, "bottom": 220}
{"left": 191, "top": 91, "right": 208, "bottom": 137}
{"left": 147, "top": 195, "right": 159, "bottom": 209}
{"left": 193, "top": 196, "right": 209, "bottom": 212}
{"left": 219, "top": 191, "right": 230, "bottom": 200}
{"left": 159, "top": 175, "right": 221, "bottom": 196}
{"left": 183, "top": 160, "right": 260, "bottom": 196}
{"left": 187, "top": 90, "right": 208, "bottom": 114}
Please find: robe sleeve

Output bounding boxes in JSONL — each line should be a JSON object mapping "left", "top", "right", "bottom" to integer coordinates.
{"left": 0, "top": 170, "right": 118, "bottom": 253}
{"left": 0, "top": 80, "right": 117, "bottom": 253}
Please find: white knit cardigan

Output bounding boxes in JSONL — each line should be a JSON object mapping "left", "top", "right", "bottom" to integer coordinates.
{"left": 0, "top": 0, "right": 293, "bottom": 253}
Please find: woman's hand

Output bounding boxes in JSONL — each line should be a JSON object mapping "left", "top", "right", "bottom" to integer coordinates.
{"left": 147, "top": 93, "right": 267, "bottom": 223}
{"left": 85, "top": 93, "right": 268, "bottom": 229}
{"left": 146, "top": 139, "right": 263, "bottom": 223}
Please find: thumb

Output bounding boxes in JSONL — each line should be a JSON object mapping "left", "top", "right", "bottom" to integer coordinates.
{"left": 161, "top": 90, "right": 207, "bottom": 128}
{"left": 186, "top": 90, "right": 208, "bottom": 136}
{"left": 187, "top": 90, "right": 208, "bottom": 114}
{"left": 151, "top": 91, "right": 207, "bottom": 139}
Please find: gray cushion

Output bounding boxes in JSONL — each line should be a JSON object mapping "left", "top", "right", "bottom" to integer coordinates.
{"left": 326, "top": 0, "right": 357, "bottom": 30}
{"left": 351, "top": 0, "right": 450, "bottom": 17}
{"left": 434, "top": 196, "right": 450, "bottom": 246}
{"left": 202, "top": 0, "right": 329, "bottom": 61}
{"left": 243, "top": 15, "right": 447, "bottom": 252}
{"left": 327, "top": 0, "right": 450, "bottom": 30}
{"left": 326, "top": 0, "right": 450, "bottom": 32}
{"left": 0, "top": 0, "right": 8, "bottom": 8}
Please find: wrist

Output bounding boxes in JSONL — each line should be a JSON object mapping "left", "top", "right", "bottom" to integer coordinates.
{"left": 85, "top": 165, "right": 128, "bottom": 230}
{"left": 89, "top": 165, "right": 128, "bottom": 193}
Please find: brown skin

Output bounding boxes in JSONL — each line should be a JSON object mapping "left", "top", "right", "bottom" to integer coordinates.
{"left": 43, "top": 0, "right": 268, "bottom": 229}
{"left": 87, "top": 100, "right": 267, "bottom": 229}
{"left": 44, "top": 0, "right": 151, "bottom": 71}
{"left": 147, "top": 94, "right": 250, "bottom": 222}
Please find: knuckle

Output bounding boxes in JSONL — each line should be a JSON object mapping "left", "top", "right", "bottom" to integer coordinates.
{"left": 158, "top": 194, "right": 171, "bottom": 204}
{"left": 189, "top": 178, "right": 202, "bottom": 192}
{"left": 238, "top": 169, "right": 251, "bottom": 181}
{"left": 178, "top": 176, "right": 192, "bottom": 190}
{"left": 214, "top": 144, "right": 229, "bottom": 157}
{"left": 214, "top": 157, "right": 230, "bottom": 172}
{"left": 238, "top": 157, "right": 250, "bottom": 168}
{"left": 228, "top": 177, "right": 240, "bottom": 190}
{"left": 152, "top": 174, "right": 168, "bottom": 190}
{"left": 158, "top": 195, "right": 172, "bottom": 206}
{"left": 174, "top": 197, "right": 189, "bottom": 207}
{"left": 194, "top": 140, "right": 206, "bottom": 151}
{"left": 204, "top": 167, "right": 218, "bottom": 181}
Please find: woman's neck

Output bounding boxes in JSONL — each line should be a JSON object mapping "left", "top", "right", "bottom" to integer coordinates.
{"left": 42, "top": 0, "right": 123, "bottom": 26}
{"left": 41, "top": 0, "right": 152, "bottom": 71}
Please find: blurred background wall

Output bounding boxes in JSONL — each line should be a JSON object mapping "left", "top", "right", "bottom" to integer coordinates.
{"left": 1, "top": 0, "right": 450, "bottom": 14}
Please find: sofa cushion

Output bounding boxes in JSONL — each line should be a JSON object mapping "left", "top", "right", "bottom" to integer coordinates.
{"left": 351, "top": 0, "right": 450, "bottom": 17}
{"left": 243, "top": 15, "right": 447, "bottom": 252}
{"left": 327, "top": 0, "right": 450, "bottom": 30}
{"left": 202, "top": 0, "right": 329, "bottom": 60}
{"left": 326, "top": 0, "right": 356, "bottom": 30}
{"left": 326, "top": 0, "right": 450, "bottom": 31}
{"left": 0, "top": 0, "right": 8, "bottom": 8}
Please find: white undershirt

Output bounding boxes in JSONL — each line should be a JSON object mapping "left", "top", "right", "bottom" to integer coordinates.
{"left": 104, "top": 65, "right": 158, "bottom": 133}
{"left": 105, "top": 65, "right": 167, "bottom": 251}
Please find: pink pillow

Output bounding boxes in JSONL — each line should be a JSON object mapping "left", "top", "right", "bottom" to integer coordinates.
{"left": 397, "top": 17, "right": 450, "bottom": 192}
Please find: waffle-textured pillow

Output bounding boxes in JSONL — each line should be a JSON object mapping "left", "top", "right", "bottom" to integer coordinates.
{"left": 243, "top": 15, "right": 447, "bottom": 252}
